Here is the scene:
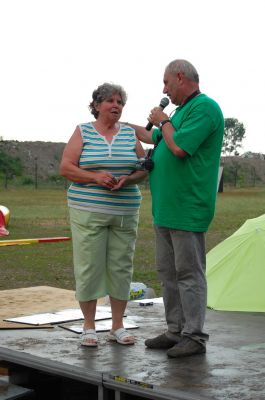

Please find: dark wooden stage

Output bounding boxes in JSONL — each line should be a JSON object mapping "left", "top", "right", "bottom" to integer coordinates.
{"left": 0, "top": 294, "right": 264, "bottom": 399}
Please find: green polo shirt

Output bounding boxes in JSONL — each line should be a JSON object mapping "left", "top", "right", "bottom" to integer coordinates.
{"left": 150, "top": 93, "right": 224, "bottom": 232}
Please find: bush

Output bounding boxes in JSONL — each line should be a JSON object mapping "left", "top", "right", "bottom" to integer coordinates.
{"left": 22, "top": 176, "right": 34, "bottom": 185}
{"left": 47, "top": 174, "right": 65, "bottom": 184}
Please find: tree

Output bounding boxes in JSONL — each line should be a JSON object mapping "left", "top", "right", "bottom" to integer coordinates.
{"left": 0, "top": 150, "right": 23, "bottom": 187}
{"left": 222, "top": 118, "right": 246, "bottom": 156}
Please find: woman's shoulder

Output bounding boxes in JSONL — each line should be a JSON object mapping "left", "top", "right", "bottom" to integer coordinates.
{"left": 120, "top": 123, "right": 135, "bottom": 134}
{"left": 78, "top": 122, "right": 93, "bottom": 130}
{"left": 76, "top": 122, "right": 98, "bottom": 142}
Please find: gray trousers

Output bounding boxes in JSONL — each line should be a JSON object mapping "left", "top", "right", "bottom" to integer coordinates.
{"left": 154, "top": 225, "right": 209, "bottom": 344}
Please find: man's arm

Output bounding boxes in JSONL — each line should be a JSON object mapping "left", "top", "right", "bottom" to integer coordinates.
{"left": 147, "top": 108, "right": 187, "bottom": 158}
{"left": 160, "top": 122, "right": 187, "bottom": 158}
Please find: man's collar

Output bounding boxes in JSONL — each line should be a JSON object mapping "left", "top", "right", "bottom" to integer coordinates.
{"left": 179, "top": 89, "right": 201, "bottom": 108}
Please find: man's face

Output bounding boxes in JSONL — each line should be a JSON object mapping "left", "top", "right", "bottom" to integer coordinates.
{"left": 163, "top": 69, "right": 182, "bottom": 106}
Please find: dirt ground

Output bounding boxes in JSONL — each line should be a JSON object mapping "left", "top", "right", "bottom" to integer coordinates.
{"left": 0, "top": 286, "right": 105, "bottom": 329}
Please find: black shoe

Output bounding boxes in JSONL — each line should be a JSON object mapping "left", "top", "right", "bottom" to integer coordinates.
{"left": 145, "top": 333, "right": 180, "bottom": 349}
{"left": 167, "top": 336, "right": 206, "bottom": 358}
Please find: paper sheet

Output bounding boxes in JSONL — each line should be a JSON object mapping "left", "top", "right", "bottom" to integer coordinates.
{"left": 5, "top": 307, "right": 112, "bottom": 326}
{"left": 60, "top": 319, "right": 139, "bottom": 333}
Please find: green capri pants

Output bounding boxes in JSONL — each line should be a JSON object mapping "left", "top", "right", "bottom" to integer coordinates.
{"left": 69, "top": 208, "right": 139, "bottom": 301}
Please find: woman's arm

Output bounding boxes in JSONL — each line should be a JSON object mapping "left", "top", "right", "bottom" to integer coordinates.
{"left": 111, "top": 139, "right": 148, "bottom": 190}
{"left": 60, "top": 127, "right": 117, "bottom": 189}
{"left": 125, "top": 123, "right": 154, "bottom": 145}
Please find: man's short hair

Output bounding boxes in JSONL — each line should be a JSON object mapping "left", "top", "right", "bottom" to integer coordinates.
{"left": 166, "top": 59, "right": 199, "bottom": 83}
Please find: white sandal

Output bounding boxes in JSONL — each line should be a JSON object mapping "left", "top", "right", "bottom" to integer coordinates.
{"left": 108, "top": 328, "right": 135, "bottom": 345}
{"left": 80, "top": 329, "right": 98, "bottom": 347}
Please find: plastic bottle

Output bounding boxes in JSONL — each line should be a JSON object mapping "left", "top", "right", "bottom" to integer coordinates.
{"left": 129, "top": 282, "right": 147, "bottom": 300}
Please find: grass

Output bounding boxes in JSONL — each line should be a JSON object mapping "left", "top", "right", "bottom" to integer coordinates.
{"left": 1, "top": 186, "right": 265, "bottom": 296}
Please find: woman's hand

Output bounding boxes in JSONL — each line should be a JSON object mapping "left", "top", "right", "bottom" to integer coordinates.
{"left": 94, "top": 171, "right": 118, "bottom": 189}
{"left": 111, "top": 175, "right": 128, "bottom": 190}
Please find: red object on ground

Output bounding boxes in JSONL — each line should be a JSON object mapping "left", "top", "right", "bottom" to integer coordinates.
{"left": 0, "top": 210, "right": 9, "bottom": 236}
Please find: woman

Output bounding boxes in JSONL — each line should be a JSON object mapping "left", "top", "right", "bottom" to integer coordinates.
{"left": 60, "top": 83, "right": 147, "bottom": 347}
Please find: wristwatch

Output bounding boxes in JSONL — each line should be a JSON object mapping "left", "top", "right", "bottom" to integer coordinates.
{"left": 159, "top": 119, "right": 171, "bottom": 129}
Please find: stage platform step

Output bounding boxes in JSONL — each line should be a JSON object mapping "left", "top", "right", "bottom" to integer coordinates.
{"left": 0, "top": 378, "right": 34, "bottom": 400}
{"left": 0, "top": 301, "right": 265, "bottom": 399}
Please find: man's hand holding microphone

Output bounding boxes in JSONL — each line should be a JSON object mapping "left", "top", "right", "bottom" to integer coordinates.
{"left": 146, "top": 97, "right": 170, "bottom": 130}
{"left": 122, "top": 97, "right": 170, "bottom": 145}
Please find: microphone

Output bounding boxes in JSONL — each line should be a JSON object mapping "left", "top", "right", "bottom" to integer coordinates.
{"left": 145, "top": 97, "right": 170, "bottom": 131}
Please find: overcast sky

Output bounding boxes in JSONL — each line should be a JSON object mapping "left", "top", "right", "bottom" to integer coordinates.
{"left": 1, "top": 0, "right": 265, "bottom": 153}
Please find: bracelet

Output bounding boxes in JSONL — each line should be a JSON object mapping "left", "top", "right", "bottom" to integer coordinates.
{"left": 159, "top": 119, "right": 171, "bottom": 129}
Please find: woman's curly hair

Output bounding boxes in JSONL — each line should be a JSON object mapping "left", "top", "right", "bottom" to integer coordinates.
{"left": 89, "top": 83, "right": 127, "bottom": 119}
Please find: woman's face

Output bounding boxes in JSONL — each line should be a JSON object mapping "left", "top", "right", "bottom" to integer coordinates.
{"left": 96, "top": 93, "right": 124, "bottom": 121}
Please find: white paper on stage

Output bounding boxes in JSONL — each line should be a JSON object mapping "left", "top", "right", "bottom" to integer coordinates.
{"left": 132, "top": 297, "right": 163, "bottom": 304}
{"left": 5, "top": 313, "right": 68, "bottom": 325}
{"left": 5, "top": 307, "right": 113, "bottom": 326}
{"left": 56, "top": 308, "right": 113, "bottom": 320}
{"left": 60, "top": 319, "right": 139, "bottom": 333}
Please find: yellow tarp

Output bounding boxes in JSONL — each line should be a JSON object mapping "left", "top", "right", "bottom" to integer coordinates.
{"left": 206, "top": 214, "right": 265, "bottom": 312}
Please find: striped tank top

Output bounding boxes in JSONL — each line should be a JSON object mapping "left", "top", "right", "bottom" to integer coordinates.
{"left": 67, "top": 122, "right": 142, "bottom": 215}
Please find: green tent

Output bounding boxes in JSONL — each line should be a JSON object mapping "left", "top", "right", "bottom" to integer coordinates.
{"left": 206, "top": 214, "right": 265, "bottom": 312}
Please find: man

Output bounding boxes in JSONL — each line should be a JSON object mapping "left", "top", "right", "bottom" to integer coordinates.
{"left": 129, "top": 59, "right": 224, "bottom": 357}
